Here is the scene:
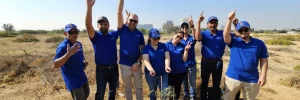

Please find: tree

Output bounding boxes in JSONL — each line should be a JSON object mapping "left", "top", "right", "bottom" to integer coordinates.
{"left": 2, "top": 23, "right": 15, "bottom": 31}
{"left": 138, "top": 28, "right": 147, "bottom": 34}
{"left": 162, "top": 22, "right": 174, "bottom": 34}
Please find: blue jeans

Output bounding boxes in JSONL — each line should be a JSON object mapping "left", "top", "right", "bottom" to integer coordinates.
{"left": 95, "top": 65, "right": 119, "bottom": 100}
{"left": 145, "top": 73, "right": 169, "bottom": 100}
{"left": 183, "top": 66, "right": 197, "bottom": 98}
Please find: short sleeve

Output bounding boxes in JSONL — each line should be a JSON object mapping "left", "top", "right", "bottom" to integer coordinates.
{"left": 200, "top": 31, "right": 206, "bottom": 41}
{"left": 259, "top": 42, "right": 269, "bottom": 58}
{"left": 162, "top": 43, "right": 169, "bottom": 52}
{"left": 112, "top": 31, "right": 119, "bottom": 39}
{"left": 117, "top": 24, "right": 126, "bottom": 36}
{"left": 89, "top": 32, "right": 99, "bottom": 44}
{"left": 227, "top": 37, "right": 237, "bottom": 48}
{"left": 142, "top": 45, "right": 149, "bottom": 54}
{"left": 53, "top": 47, "right": 66, "bottom": 62}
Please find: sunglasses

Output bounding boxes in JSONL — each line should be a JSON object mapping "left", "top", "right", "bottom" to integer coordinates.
{"left": 238, "top": 28, "right": 249, "bottom": 33}
{"left": 176, "top": 35, "right": 183, "bottom": 40}
{"left": 68, "top": 31, "right": 79, "bottom": 35}
{"left": 152, "top": 37, "right": 160, "bottom": 41}
{"left": 129, "top": 19, "right": 138, "bottom": 24}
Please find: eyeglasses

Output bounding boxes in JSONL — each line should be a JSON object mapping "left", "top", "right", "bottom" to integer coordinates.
{"left": 68, "top": 31, "right": 79, "bottom": 35}
{"left": 238, "top": 28, "right": 249, "bottom": 33}
{"left": 152, "top": 37, "right": 160, "bottom": 41}
{"left": 176, "top": 35, "right": 183, "bottom": 40}
{"left": 129, "top": 19, "right": 138, "bottom": 24}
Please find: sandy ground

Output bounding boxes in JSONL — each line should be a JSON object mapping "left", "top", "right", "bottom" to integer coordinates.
{"left": 0, "top": 33, "right": 299, "bottom": 100}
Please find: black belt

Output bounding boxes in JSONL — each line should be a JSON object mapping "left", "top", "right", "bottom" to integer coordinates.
{"left": 96, "top": 64, "right": 117, "bottom": 69}
{"left": 201, "top": 57, "right": 222, "bottom": 63}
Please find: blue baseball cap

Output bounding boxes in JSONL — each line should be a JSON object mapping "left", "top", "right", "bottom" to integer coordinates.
{"left": 149, "top": 28, "right": 160, "bottom": 38}
{"left": 236, "top": 21, "right": 250, "bottom": 31}
{"left": 64, "top": 23, "right": 78, "bottom": 32}
{"left": 207, "top": 16, "right": 218, "bottom": 23}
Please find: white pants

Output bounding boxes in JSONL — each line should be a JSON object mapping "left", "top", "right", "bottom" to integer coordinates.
{"left": 223, "top": 76, "right": 260, "bottom": 100}
{"left": 120, "top": 64, "right": 143, "bottom": 100}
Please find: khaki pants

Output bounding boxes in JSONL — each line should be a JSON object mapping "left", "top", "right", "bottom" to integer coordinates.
{"left": 120, "top": 64, "right": 143, "bottom": 100}
{"left": 223, "top": 76, "right": 260, "bottom": 100}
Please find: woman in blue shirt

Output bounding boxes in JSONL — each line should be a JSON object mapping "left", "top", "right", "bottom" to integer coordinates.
{"left": 142, "top": 28, "right": 171, "bottom": 100}
{"left": 165, "top": 30, "right": 192, "bottom": 100}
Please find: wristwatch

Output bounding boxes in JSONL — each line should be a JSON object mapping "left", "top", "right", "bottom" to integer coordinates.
{"left": 136, "top": 62, "right": 142, "bottom": 65}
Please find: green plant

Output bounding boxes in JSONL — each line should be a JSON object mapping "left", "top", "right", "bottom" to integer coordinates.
{"left": 294, "top": 64, "right": 300, "bottom": 71}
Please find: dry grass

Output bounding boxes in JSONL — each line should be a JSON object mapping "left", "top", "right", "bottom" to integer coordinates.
{"left": 265, "top": 39, "right": 295, "bottom": 46}
{"left": 272, "top": 58, "right": 282, "bottom": 63}
{"left": 13, "top": 33, "right": 40, "bottom": 42}
{"left": 45, "top": 36, "right": 64, "bottom": 43}
{"left": 280, "top": 75, "right": 300, "bottom": 89}
{"left": 261, "top": 87, "right": 278, "bottom": 94}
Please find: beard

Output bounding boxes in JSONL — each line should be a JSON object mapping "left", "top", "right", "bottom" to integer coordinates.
{"left": 100, "top": 28, "right": 108, "bottom": 34}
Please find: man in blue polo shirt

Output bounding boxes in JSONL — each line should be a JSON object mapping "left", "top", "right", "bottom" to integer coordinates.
{"left": 117, "top": 0, "right": 145, "bottom": 100}
{"left": 85, "top": 0, "right": 119, "bottom": 99}
{"left": 182, "top": 15, "right": 198, "bottom": 100}
{"left": 52, "top": 23, "right": 89, "bottom": 100}
{"left": 223, "top": 10, "right": 269, "bottom": 100}
{"left": 195, "top": 13, "right": 226, "bottom": 100}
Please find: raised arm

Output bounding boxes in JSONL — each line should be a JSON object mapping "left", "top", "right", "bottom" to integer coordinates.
{"left": 125, "top": 9, "right": 131, "bottom": 25}
{"left": 117, "top": 0, "right": 124, "bottom": 29}
{"left": 232, "top": 18, "right": 239, "bottom": 37}
{"left": 183, "top": 42, "right": 192, "bottom": 62}
{"left": 188, "top": 15, "right": 196, "bottom": 37}
{"left": 85, "top": 0, "right": 96, "bottom": 38}
{"left": 195, "top": 11, "right": 204, "bottom": 41}
{"left": 224, "top": 10, "right": 236, "bottom": 44}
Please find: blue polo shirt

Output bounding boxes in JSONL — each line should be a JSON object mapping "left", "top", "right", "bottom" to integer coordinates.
{"left": 90, "top": 31, "right": 118, "bottom": 66}
{"left": 226, "top": 37, "right": 269, "bottom": 83}
{"left": 182, "top": 34, "right": 197, "bottom": 67}
{"left": 165, "top": 41, "right": 186, "bottom": 74}
{"left": 200, "top": 30, "right": 226, "bottom": 60}
{"left": 118, "top": 24, "right": 145, "bottom": 66}
{"left": 142, "top": 42, "right": 168, "bottom": 76}
{"left": 53, "top": 38, "right": 88, "bottom": 91}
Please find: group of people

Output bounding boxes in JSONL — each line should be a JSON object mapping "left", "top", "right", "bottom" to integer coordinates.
{"left": 52, "top": 0, "right": 269, "bottom": 100}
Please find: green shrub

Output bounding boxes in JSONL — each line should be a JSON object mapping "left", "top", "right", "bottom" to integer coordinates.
{"left": 265, "top": 39, "right": 295, "bottom": 46}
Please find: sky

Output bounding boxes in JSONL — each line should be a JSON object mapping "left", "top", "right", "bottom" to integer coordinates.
{"left": 0, "top": 0, "right": 299, "bottom": 31}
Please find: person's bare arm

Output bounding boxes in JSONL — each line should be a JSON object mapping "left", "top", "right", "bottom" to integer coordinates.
{"left": 224, "top": 10, "right": 236, "bottom": 44}
{"left": 195, "top": 11, "right": 204, "bottom": 41}
{"left": 183, "top": 42, "right": 192, "bottom": 62}
{"left": 117, "top": 0, "right": 124, "bottom": 29}
{"left": 258, "top": 58, "right": 268, "bottom": 87}
{"left": 125, "top": 9, "right": 130, "bottom": 25}
{"left": 188, "top": 15, "right": 196, "bottom": 39}
{"left": 165, "top": 52, "right": 171, "bottom": 71}
{"left": 85, "top": 0, "right": 96, "bottom": 38}
{"left": 142, "top": 54, "right": 154, "bottom": 71}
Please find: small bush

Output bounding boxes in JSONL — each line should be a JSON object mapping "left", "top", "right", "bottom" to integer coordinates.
{"left": 13, "top": 33, "right": 40, "bottom": 42}
{"left": 294, "top": 64, "right": 300, "bottom": 71}
{"left": 45, "top": 36, "right": 64, "bottom": 43}
{"left": 265, "top": 39, "right": 295, "bottom": 46}
{"left": 279, "top": 35, "right": 300, "bottom": 41}
{"left": 0, "top": 31, "right": 16, "bottom": 37}
{"left": 280, "top": 75, "right": 300, "bottom": 89}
